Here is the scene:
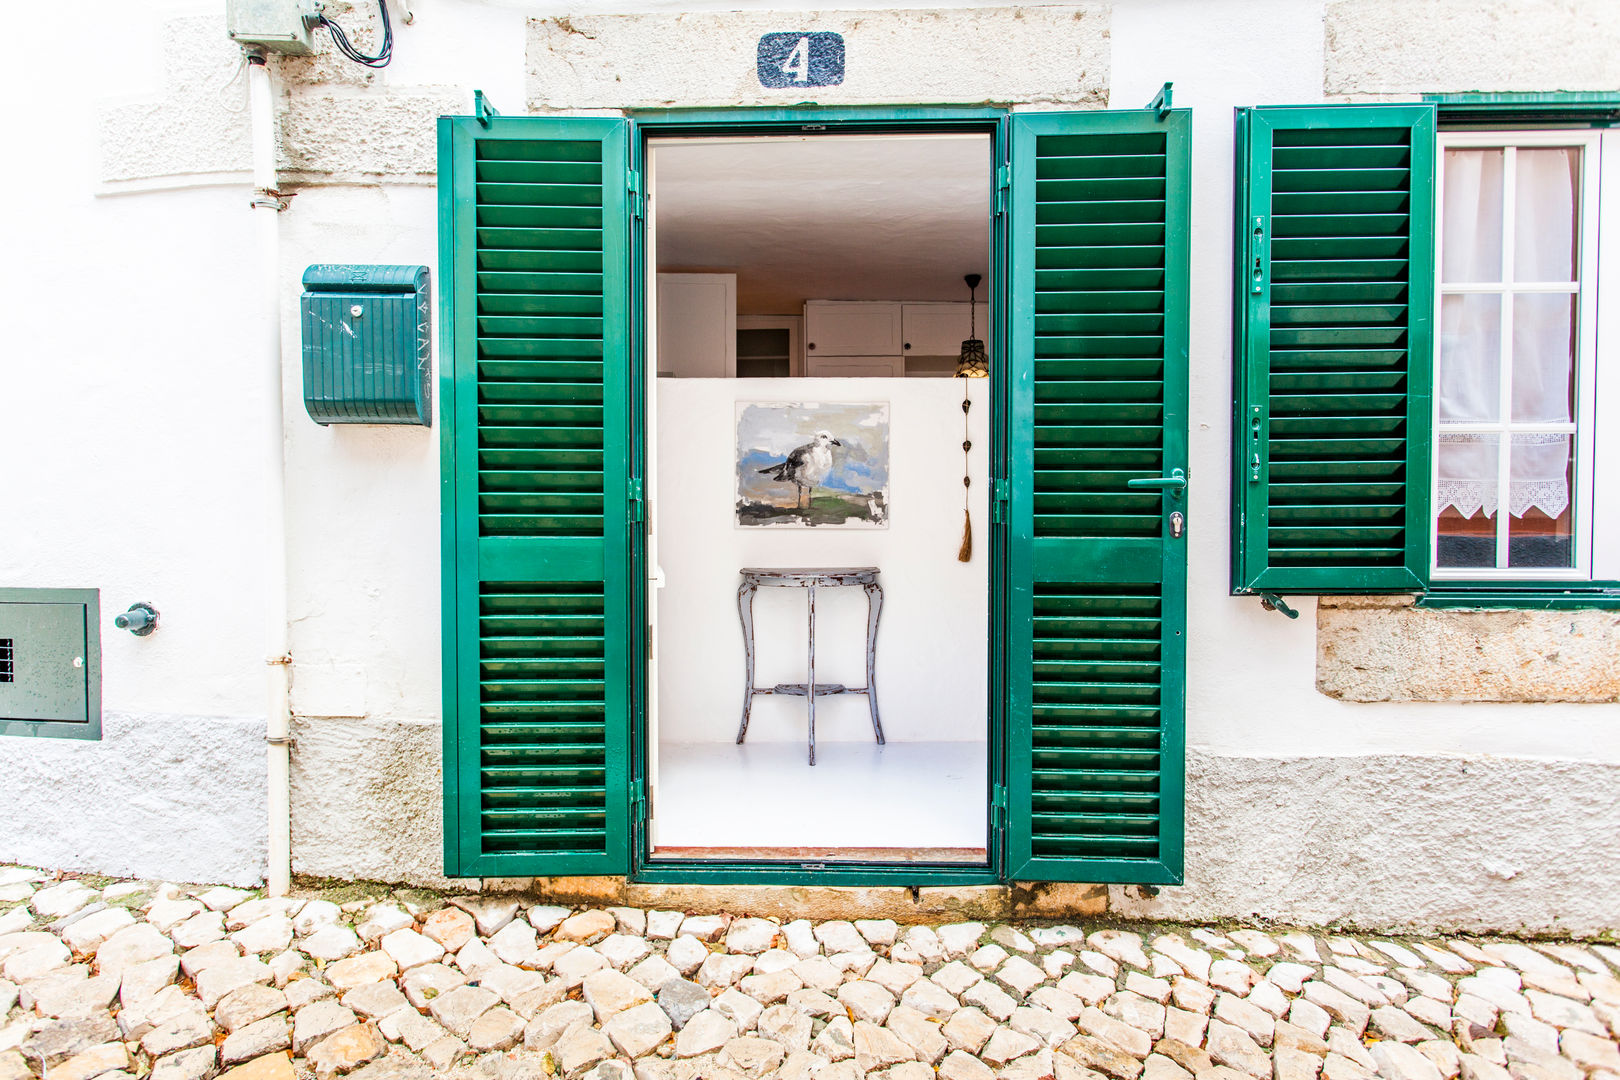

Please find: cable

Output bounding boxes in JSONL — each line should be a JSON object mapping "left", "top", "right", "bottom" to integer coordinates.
{"left": 318, "top": 1, "right": 392, "bottom": 68}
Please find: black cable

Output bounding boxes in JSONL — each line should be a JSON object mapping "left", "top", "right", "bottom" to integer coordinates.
{"left": 319, "top": 1, "right": 392, "bottom": 68}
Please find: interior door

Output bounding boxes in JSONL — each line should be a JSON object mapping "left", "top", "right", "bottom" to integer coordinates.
{"left": 1004, "top": 109, "right": 1190, "bottom": 884}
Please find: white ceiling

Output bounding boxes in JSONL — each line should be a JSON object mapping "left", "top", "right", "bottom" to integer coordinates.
{"left": 650, "top": 134, "right": 992, "bottom": 313}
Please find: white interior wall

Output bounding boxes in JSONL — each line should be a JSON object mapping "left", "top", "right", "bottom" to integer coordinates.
{"left": 654, "top": 378, "right": 989, "bottom": 746}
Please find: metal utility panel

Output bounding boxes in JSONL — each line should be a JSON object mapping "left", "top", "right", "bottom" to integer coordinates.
{"left": 301, "top": 264, "right": 432, "bottom": 426}
{"left": 0, "top": 589, "right": 101, "bottom": 741}
{"left": 226, "top": 0, "right": 318, "bottom": 55}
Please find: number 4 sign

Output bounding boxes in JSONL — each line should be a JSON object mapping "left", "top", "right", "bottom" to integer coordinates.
{"left": 757, "top": 32, "right": 845, "bottom": 88}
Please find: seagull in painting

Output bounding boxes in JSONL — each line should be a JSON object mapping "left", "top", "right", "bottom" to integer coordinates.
{"left": 758, "top": 430, "right": 841, "bottom": 509}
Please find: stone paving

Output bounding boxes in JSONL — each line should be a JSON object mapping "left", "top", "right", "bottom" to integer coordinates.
{"left": 1, "top": 867, "right": 1617, "bottom": 1080}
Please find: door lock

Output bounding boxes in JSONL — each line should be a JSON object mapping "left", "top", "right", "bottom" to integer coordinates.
{"left": 1169, "top": 511, "right": 1185, "bottom": 539}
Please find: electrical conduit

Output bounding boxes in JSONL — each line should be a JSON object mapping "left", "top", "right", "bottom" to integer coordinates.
{"left": 246, "top": 51, "right": 292, "bottom": 896}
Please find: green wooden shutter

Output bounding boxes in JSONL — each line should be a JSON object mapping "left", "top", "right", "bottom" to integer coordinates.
{"left": 439, "top": 115, "right": 632, "bottom": 878}
{"left": 1232, "top": 105, "right": 1435, "bottom": 594}
{"left": 1005, "top": 110, "right": 1189, "bottom": 885}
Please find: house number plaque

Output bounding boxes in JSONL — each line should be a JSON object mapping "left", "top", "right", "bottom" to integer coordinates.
{"left": 757, "top": 32, "right": 845, "bottom": 88}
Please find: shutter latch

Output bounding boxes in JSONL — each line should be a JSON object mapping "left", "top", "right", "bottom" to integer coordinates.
{"left": 628, "top": 477, "right": 646, "bottom": 522}
{"left": 991, "top": 479, "right": 1010, "bottom": 523}
{"left": 1259, "top": 593, "right": 1300, "bottom": 619}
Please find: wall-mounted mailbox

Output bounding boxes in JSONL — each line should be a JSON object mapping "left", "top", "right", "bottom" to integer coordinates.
{"left": 301, "top": 264, "right": 431, "bottom": 426}
{"left": 0, "top": 589, "right": 101, "bottom": 741}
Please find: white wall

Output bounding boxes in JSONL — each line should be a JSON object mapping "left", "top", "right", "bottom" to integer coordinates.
{"left": 655, "top": 378, "right": 988, "bottom": 746}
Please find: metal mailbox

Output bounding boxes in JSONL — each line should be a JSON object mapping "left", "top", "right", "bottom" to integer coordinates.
{"left": 301, "top": 264, "right": 432, "bottom": 426}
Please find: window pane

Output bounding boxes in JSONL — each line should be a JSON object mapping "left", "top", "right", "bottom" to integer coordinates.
{"left": 1441, "top": 149, "right": 1504, "bottom": 284}
{"left": 1511, "top": 293, "right": 1575, "bottom": 423}
{"left": 1436, "top": 435, "right": 1499, "bottom": 568}
{"left": 1514, "top": 147, "right": 1579, "bottom": 283}
{"left": 1507, "top": 433, "right": 1574, "bottom": 569}
{"left": 1439, "top": 293, "right": 1501, "bottom": 421}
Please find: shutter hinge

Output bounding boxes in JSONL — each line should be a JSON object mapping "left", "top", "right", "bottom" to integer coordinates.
{"left": 994, "top": 164, "right": 1011, "bottom": 216}
{"left": 991, "top": 479, "right": 1010, "bottom": 523}
{"left": 631, "top": 785, "right": 647, "bottom": 823}
{"left": 628, "top": 169, "right": 645, "bottom": 221}
{"left": 628, "top": 477, "right": 646, "bottom": 522}
{"left": 992, "top": 783, "right": 1008, "bottom": 830}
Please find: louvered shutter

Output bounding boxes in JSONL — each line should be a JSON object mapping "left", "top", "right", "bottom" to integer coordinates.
{"left": 1005, "top": 110, "right": 1189, "bottom": 885}
{"left": 439, "top": 116, "right": 631, "bottom": 877}
{"left": 1232, "top": 105, "right": 1435, "bottom": 594}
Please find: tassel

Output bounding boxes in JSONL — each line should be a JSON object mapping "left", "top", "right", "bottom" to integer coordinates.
{"left": 957, "top": 508, "right": 973, "bottom": 563}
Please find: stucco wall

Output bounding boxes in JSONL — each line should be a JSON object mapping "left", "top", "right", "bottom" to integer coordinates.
{"left": 1112, "top": 750, "right": 1620, "bottom": 938}
{"left": 525, "top": 6, "right": 1110, "bottom": 111}
{"left": 1325, "top": 0, "right": 1620, "bottom": 97}
{"left": 0, "top": 714, "right": 266, "bottom": 886}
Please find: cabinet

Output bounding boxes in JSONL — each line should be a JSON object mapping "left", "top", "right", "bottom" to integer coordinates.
{"left": 803, "top": 302, "right": 903, "bottom": 357}
{"left": 901, "top": 303, "right": 990, "bottom": 357}
{"left": 657, "top": 273, "right": 736, "bottom": 378}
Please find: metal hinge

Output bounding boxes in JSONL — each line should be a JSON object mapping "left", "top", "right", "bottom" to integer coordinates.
{"left": 994, "top": 164, "right": 1011, "bottom": 216}
{"left": 630, "top": 786, "right": 646, "bottom": 823}
{"left": 627, "top": 169, "right": 645, "bottom": 221}
{"left": 992, "top": 783, "right": 1009, "bottom": 830}
{"left": 628, "top": 477, "right": 645, "bottom": 522}
{"left": 992, "top": 479, "right": 1010, "bottom": 523}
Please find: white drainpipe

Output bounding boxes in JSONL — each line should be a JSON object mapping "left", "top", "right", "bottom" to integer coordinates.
{"left": 246, "top": 50, "right": 293, "bottom": 896}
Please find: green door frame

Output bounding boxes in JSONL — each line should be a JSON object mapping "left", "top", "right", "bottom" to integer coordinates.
{"left": 626, "top": 106, "right": 1010, "bottom": 887}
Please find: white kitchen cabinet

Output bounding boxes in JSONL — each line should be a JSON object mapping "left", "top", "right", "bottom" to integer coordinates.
{"left": 656, "top": 273, "right": 736, "bottom": 378}
{"left": 804, "top": 301, "right": 903, "bottom": 357}
{"left": 901, "top": 302, "right": 991, "bottom": 357}
{"left": 804, "top": 354, "right": 905, "bottom": 378}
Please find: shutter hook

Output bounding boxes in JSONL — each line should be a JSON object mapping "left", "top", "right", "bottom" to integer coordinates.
{"left": 1259, "top": 593, "right": 1299, "bottom": 619}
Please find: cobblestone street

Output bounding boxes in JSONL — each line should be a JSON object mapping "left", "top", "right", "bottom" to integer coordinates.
{"left": 1, "top": 866, "right": 1616, "bottom": 1080}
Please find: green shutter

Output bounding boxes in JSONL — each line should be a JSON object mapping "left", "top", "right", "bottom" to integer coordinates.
{"left": 439, "top": 115, "right": 632, "bottom": 878}
{"left": 1232, "top": 105, "right": 1435, "bottom": 594}
{"left": 1005, "top": 110, "right": 1189, "bottom": 885}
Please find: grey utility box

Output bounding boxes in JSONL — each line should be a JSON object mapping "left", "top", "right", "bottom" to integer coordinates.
{"left": 0, "top": 589, "right": 101, "bottom": 741}
{"left": 226, "top": 0, "right": 318, "bottom": 55}
{"left": 301, "top": 264, "right": 432, "bottom": 426}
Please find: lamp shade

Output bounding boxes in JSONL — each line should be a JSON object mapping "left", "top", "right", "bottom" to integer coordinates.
{"left": 955, "top": 339, "right": 989, "bottom": 378}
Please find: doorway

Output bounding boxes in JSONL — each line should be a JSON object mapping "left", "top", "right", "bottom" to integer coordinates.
{"left": 642, "top": 131, "right": 996, "bottom": 865}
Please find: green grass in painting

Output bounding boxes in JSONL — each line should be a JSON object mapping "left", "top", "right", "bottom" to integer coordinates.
{"left": 737, "top": 493, "right": 884, "bottom": 527}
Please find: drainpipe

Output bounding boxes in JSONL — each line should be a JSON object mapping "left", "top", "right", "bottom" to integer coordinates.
{"left": 246, "top": 49, "right": 293, "bottom": 897}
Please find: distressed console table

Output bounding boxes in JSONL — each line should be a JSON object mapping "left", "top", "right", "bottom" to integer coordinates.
{"left": 736, "top": 567, "right": 884, "bottom": 765}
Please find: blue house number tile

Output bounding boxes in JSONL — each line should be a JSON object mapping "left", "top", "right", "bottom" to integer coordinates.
{"left": 758, "top": 32, "right": 845, "bottom": 88}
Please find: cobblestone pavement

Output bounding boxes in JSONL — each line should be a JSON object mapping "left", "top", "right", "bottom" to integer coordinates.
{"left": 1, "top": 867, "right": 1617, "bottom": 1080}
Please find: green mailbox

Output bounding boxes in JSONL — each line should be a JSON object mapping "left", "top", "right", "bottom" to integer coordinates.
{"left": 301, "top": 264, "right": 432, "bottom": 425}
{"left": 0, "top": 588, "right": 101, "bottom": 740}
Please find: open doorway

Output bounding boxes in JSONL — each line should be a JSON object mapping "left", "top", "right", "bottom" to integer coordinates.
{"left": 644, "top": 132, "right": 994, "bottom": 864}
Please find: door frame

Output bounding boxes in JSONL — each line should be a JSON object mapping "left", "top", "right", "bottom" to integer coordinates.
{"left": 626, "top": 107, "right": 1010, "bottom": 887}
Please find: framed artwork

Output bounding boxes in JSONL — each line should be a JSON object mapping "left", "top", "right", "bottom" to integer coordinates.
{"left": 735, "top": 401, "right": 890, "bottom": 528}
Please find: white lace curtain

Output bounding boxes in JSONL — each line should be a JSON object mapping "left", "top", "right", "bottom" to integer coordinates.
{"left": 1437, "top": 147, "right": 1577, "bottom": 521}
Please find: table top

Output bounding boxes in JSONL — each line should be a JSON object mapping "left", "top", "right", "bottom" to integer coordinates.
{"left": 740, "top": 567, "right": 880, "bottom": 586}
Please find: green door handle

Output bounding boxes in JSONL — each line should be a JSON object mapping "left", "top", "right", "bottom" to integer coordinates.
{"left": 1127, "top": 468, "right": 1187, "bottom": 496}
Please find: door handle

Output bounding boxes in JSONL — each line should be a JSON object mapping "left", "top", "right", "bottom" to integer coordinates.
{"left": 1126, "top": 468, "right": 1187, "bottom": 498}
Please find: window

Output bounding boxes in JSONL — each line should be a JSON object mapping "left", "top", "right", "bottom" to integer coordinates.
{"left": 1231, "top": 103, "right": 1620, "bottom": 601}
{"left": 1433, "top": 131, "right": 1602, "bottom": 579}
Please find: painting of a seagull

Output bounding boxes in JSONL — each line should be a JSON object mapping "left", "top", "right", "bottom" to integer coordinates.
{"left": 735, "top": 402, "right": 889, "bottom": 528}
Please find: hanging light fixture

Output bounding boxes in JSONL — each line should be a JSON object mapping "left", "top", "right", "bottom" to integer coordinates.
{"left": 956, "top": 273, "right": 986, "bottom": 562}
{"left": 955, "top": 273, "right": 989, "bottom": 378}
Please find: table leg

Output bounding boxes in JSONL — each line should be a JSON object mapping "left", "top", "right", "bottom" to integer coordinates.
{"left": 735, "top": 581, "right": 757, "bottom": 744}
{"left": 864, "top": 581, "right": 885, "bottom": 744}
{"left": 806, "top": 583, "right": 817, "bottom": 766}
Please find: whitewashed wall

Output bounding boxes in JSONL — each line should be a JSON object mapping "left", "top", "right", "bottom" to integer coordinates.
{"left": 654, "top": 378, "right": 990, "bottom": 747}
{"left": 2, "top": 0, "right": 1617, "bottom": 928}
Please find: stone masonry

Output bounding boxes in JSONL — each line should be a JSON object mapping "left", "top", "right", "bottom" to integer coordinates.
{"left": 1, "top": 865, "right": 1616, "bottom": 1080}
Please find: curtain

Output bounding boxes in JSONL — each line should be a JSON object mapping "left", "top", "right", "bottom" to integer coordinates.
{"left": 1437, "top": 147, "right": 1576, "bottom": 520}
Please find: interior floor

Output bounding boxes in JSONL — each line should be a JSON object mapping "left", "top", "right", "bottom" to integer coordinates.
{"left": 651, "top": 740, "right": 988, "bottom": 858}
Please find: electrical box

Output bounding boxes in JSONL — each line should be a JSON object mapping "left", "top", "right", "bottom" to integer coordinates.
{"left": 0, "top": 589, "right": 101, "bottom": 741}
{"left": 301, "top": 264, "right": 432, "bottom": 426}
{"left": 226, "top": 0, "right": 319, "bottom": 55}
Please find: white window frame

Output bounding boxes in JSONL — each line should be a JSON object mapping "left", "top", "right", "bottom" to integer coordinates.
{"left": 1431, "top": 128, "right": 1606, "bottom": 582}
